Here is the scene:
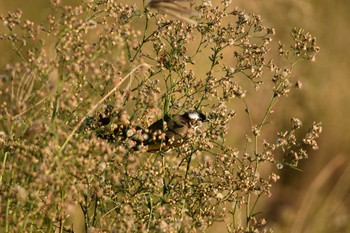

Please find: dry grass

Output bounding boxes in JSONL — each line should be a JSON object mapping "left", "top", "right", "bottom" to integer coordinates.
{"left": 0, "top": 0, "right": 327, "bottom": 232}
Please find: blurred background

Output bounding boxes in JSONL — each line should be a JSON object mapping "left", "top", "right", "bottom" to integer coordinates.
{"left": 234, "top": 1, "right": 350, "bottom": 232}
{"left": 1, "top": 0, "right": 349, "bottom": 232}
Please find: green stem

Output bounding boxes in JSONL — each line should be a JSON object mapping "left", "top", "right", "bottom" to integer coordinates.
{"left": 249, "top": 193, "right": 262, "bottom": 219}
{"left": 5, "top": 199, "right": 10, "bottom": 233}
{"left": 0, "top": 152, "right": 9, "bottom": 186}
{"left": 184, "top": 153, "right": 193, "bottom": 181}
{"left": 147, "top": 193, "right": 154, "bottom": 230}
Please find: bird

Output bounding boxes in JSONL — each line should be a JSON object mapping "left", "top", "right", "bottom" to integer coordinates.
{"left": 136, "top": 110, "right": 208, "bottom": 152}
{"left": 81, "top": 107, "right": 208, "bottom": 153}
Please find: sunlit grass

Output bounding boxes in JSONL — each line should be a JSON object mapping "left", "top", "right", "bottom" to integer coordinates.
{"left": 0, "top": 0, "right": 323, "bottom": 232}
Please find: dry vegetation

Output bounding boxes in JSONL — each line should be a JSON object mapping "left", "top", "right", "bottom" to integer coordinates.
{"left": 0, "top": 0, "right": 322, "bottom": 232}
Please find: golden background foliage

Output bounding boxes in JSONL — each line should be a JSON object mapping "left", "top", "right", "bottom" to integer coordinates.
{"left": 1, "top": 0, "right": 349, "bottom": 232}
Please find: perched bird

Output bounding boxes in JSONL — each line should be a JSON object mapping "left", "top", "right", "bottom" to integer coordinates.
{"left": 137, "top": 110, "right": 207, "bottom": 152}
{"left": 81, "top": 107, "right": 207, "bottom": 153}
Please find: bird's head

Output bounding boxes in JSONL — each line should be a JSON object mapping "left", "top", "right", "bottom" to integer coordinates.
{"left": 183, "top": 110, "right": 208, "bottom": 123}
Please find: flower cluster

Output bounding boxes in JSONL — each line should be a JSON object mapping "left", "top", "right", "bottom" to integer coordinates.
{"left": 0, "top": 0, "right": 320, "bottom": 232}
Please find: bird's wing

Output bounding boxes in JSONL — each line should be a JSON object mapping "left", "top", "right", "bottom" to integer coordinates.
{"left": 148, "top": 114, "right": 171, "bottom": 131}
